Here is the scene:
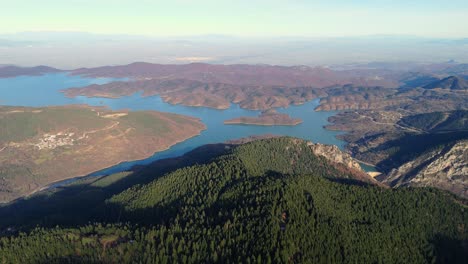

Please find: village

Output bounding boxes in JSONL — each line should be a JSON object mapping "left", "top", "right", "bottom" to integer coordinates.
{"left": 34, "top": 132, "right": 76, "bottom": 150}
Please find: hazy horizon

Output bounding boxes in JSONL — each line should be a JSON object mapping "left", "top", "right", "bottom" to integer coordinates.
{"left": 2, "top": 0, "right": 468, "bottom": 68}
{"left": 1, "top": 31, "right": 468, "bottom": 69}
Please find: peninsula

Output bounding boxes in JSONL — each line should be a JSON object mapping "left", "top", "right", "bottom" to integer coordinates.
{"left": 224, "top": 109, "right": 302, "bottom": 126}
{"left": 0, "top": 105, "right": 205, "bottom": 202}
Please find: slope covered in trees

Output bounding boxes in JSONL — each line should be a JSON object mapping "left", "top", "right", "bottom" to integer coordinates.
{"left": 398, "top": 110, "right": 467, "bottom": 132}
{"left": 0, "top": 138, "right": 466, "bottom": 263}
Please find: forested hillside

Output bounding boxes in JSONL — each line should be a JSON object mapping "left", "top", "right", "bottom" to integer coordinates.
{"left": 0, "top": 138, "right": 466, "bottom": 263}
{"left": 398, "top": 110, "right": 467, "bottom": 132}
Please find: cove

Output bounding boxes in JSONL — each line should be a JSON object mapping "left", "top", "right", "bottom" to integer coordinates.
{"left": 0, "top": 73, "right": 362, "bottom": 182}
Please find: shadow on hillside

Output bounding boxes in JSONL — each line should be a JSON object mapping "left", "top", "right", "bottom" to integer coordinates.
{"left": 370, "top": 131, "right": 467, "bottom": 173}
{"left": 103, "top": 169, "right": 288, "bottom": 226}
{"left": 431, "top": 235, "right": 468, "bottom": 264}
{"left": 0, "top": 143, "right": 234, "bottom": 232}
{"left": 0, "top": 138, "right": 385, "bottom": 234}
{"left": 38, "top": 258, "right": 102, "bottom": 264}
{"left": 327, "top": 177, "right": 373, "bottom": 187}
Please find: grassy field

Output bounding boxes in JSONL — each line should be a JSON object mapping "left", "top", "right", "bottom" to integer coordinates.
{"left": 0, "top": 105, "right": 205, "bottom": 202}
{"left": 0, "top": 106, "right": 107, "bottom": 143}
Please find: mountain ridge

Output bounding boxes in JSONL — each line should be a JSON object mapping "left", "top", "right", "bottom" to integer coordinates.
{"left": 423, "top": 76, "right": 467, "bottom": 90}
{"left": 0, "top": 65, "right": 61, "bottom": 78}
{"left": 0, "top": 137, "right": 466, "bottom": 263}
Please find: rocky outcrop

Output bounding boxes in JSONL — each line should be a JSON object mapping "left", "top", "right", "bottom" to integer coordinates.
{"left": 225, "top": 136, "right": 365, "bottom": 173}
{"left": 307, "top": 142, "right": 363, "bottom": 171}
{"left": 306, "top": 141, "right": 385, "bottom": 185}
{"left": 381, "top": 140, "right": 468, "bottom": 199}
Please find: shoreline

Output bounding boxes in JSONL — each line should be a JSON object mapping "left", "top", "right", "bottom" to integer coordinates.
{"left": 224, "top": 121, "right": 303, "bottom": 126}
{"left": 354, "top": 158, "right": 378, "bottom": 168}
{"left": 63, "top": 88, "right": 321, "bottom": 112}
{"left": 354, "top": 158, "right": 382, "bottom": 176}
{"left": 15, "top": 129, "right": 206, "bottom": 203}
{"left": 2, "top": 86, "right": 349, "bottom": 204}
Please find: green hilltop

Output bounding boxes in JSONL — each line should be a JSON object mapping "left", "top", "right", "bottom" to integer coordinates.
{"left": 0, "top": 137, "right": 466, "bottom": 263}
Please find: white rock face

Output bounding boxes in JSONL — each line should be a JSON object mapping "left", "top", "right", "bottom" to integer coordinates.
{"left": 307, "top": 142, "right": 363, "bottom": 171}
{"left": 383, "top": 140, "right": 467, "bottom": 199}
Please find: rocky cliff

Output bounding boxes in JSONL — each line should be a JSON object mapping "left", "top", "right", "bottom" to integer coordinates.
{"left": 224, "top": 136, "right": 369, "bottom": 181}
{"left": 381, "top": 140, "right": 467, "bottom": 199}
{"left": 307, "top": 142, "right": 363, "bottom": 171}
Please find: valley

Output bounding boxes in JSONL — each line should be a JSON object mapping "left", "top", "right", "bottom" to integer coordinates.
{"left": 326, "top": 110, "right": 468, "bottom": 198}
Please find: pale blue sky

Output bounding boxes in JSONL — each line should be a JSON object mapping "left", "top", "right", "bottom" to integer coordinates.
{"left": 2, "top": 0, "right": 468, "bottom": 37}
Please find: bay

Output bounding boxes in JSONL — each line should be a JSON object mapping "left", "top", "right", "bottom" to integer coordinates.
{"left": 1, "top": 73, "right": 368, "bottom": 182}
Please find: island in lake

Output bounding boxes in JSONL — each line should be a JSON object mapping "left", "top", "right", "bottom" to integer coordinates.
{"left": 224, "top": 109, "right": 302, "bottom": 126}
{"left": 0, "top": 105, "right": 205, "bottom": 202}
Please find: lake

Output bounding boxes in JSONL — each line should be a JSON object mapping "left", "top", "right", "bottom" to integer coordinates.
{"left": 0, "top": 73, "right": 361, "bottom": 179}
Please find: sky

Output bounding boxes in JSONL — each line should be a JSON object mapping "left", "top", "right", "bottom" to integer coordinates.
{"left": 2, "top": 0, "right": 468, "bottom": 38}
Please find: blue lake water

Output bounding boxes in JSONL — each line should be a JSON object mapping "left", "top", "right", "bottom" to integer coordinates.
{"left": 0, "top": 73, "right": 357, "bottom": 179}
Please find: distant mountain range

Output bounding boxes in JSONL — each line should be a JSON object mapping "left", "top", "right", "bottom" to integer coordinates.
{"left": 1, "top": 32, "right": 468, "bottom": 68}
{"left": 70, "top": 61, "right": 399, "bottom": 88}
{"left": 0, "top": 65, "right": 61, "bottom": 78}
{"left": 423, "top": 76, "right": 468, "bottom": 90}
